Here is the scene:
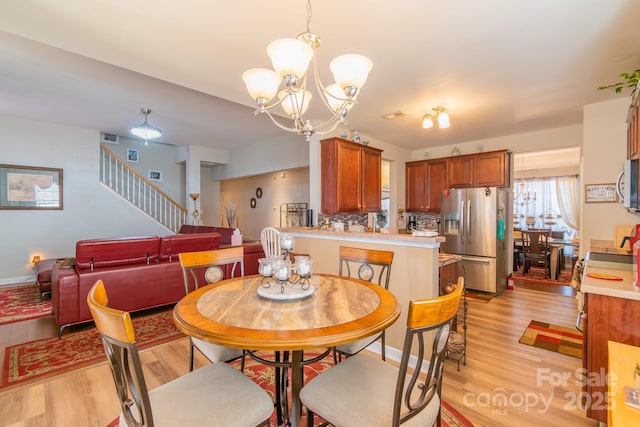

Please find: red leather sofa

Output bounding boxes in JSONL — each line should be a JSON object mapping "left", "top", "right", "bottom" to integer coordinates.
{"left": 51, "top": 233, "right": 220, "bottom": 336}
{"left": 178, "top": 225, "right": 264, "bottom": 276}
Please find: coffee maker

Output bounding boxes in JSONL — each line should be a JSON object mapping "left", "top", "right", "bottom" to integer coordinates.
{"left": 406, "top": 215, "right": 417, "bottom": 232}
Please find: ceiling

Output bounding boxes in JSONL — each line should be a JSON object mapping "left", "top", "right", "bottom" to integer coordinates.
{"left": 1, "top": 0, "right": 639, "bottom": 152}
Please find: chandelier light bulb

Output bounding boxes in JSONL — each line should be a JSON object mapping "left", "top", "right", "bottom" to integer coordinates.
{"left": 242, "top": 68, "right": 280, "bottom": 103}
{"left": 279, "top": 89, "right": 313, "bottom": 117}
{"left": 329, "top": 54, "right": 373, "bottom": 91}
{"left": 422, "top": 114, "right": 434, "bottom": 129}
{"left": 267, "top": 38, "right": 314, "bottom": 80}
{"left": 437, "top": 110, "right": 450, "bottom": 128}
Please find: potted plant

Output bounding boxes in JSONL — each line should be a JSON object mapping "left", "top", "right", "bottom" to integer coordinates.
{"left": 598, "top": 68, "right": 640, "bottom": 97}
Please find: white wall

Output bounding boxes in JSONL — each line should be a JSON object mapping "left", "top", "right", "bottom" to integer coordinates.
{"left": 219, "top": 167, "right": 310, "bottom": 241}
{"left": 0, "top": 116, "right": 172, "bottom": 284}
{"left": 582, "top": 98, "right": 638, "bottom": 254}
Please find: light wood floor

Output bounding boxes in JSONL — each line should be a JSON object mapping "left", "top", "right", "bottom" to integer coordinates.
{"left": 0, "top": 286, "right": 598, "bottom": 427}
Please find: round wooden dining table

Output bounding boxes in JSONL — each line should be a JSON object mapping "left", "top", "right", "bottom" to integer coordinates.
{"left": 173, "top": 273, "right": 401, "bottom": 427}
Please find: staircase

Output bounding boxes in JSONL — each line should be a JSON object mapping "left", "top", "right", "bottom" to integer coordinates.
{"left": 100, "top": 144, "right": 187, "bottom": 232}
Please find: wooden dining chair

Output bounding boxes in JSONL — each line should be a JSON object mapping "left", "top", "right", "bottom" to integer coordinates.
{"left": 260, "top": 227, "right": 281, "bottom": 258}
{"left": 521, "top": 230, "right": 552, "bottom": 278}
{"left": 179, "top": 247, "right": 246, "bottom": 371}
{"left": 300, "top": 278, "right": 464, "bottom": 427}
{"left": 87, "top": 280, "right": 274, "bottom": 427}
{"left": 334, "top": 246, "right": 394, "bottom": 362}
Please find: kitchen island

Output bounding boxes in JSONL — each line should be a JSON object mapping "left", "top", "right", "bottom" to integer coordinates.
{"left": 281, "top": 228, "right": 445, "bottom": 358}
{"left": 580, "top": 252, "right": 640, "bottom": 424}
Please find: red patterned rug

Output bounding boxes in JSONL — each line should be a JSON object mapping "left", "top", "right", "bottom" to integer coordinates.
{"left": 2, "top": 308, "right": 183, "bottom": 388}
{"left": 513, "top": 265, "right": 572, "bottom": 284}
{"left": 230, "top": 351, "right": 474, "bottom": 427}
{"left": 0, "top": 283, "right": 52, "bottom": 325}
{"left": 518, "top": 320, "right": 583, "bottom": 358}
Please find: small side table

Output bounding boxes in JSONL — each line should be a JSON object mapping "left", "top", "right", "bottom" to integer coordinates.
{"left": 34, "top": 258, "right": 66, "bottom": 300}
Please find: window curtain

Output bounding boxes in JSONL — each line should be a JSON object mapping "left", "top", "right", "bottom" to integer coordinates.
{"left": 555, "top": 175, "right": 580, "bottom": 234}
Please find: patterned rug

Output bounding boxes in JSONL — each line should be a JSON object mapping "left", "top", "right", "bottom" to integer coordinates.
{"left": 465, "top": 290, "right": 495, "bottom": 303}
{"left": 518, "top": 320, "right": 583, "bottom": 358}
{"left": 230, "top": 351, "right": 474, "bottom": 427}
{"left": 0, "top": 283, "right": 53, "bottom": 325}
{"left": 2, "top": 307, "right": 183, "bottom": 388}
{"left": 513, "top": 265, "right": 572, "bottom": 284}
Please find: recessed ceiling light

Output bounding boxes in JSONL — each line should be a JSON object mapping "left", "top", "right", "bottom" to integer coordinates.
{"left": 382, "top": 111, "right": 405, "bottom": 120}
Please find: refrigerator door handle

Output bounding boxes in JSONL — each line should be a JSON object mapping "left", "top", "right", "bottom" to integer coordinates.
{"left": 460, "top": 200, "right": 465, "bottom": 242}
{"left": 467, "top": 199, "right": 472, "bottom": 244}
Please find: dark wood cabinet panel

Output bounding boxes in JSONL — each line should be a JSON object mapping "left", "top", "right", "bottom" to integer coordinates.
{"left": 447, "top": 156, "right": 474, "bottom": 188}
{"left": 447, "top": 150, "right": 509, "bottom": 188}
{"left": 405, "top": 161, "right": 427, "bottom": 211}
{"left": 427, "top": 159, "right": 448, "bottom": 212}
{"left": 583, "top": 293, "right": 640, "bottom": 423}
{"left": 474, "top": 150, "right": 509, "bottom": 187}
{"left": 405, "top": 159, "right": 448, "bottom": 213}
{"left": 321, "top": 137, "right": 382, "bottom": 214}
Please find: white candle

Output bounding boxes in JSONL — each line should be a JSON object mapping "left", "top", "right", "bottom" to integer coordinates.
{"left": 277, "top": 266, "right": 290, "bottom": 281}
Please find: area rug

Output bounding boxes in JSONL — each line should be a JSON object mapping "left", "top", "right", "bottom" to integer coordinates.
{"left": 2, "top": 308, "right": 183, "bottom": 388}
{"left": 0, "top": 283, "right": 52, "bottom": 325}
{"left": 518, "top": 320, "right": 582, "bottom": 358}
{"left": 513, "top": 265, "right": 572, "bottom": 284}
{"left": 228, "top": 351, "right": 474, "bottom": 427}
{"left": 465, "top": 290, "right": 494, "bottom": 303}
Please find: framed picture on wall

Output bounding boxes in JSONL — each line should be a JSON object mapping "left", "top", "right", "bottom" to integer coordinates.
{"left": 585, "top": 183, "right": 618, "bottom": 203}
{"left": 147, "top": 170, "right": 163, "bottom": 182}
{"left": 127, "top": 149, "right": 139, "bottom": 163}
{"left": 0, "top": 164, "right": 63, "bottom": 210}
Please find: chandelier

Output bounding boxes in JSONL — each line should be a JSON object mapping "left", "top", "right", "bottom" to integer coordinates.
{"left": 242, "top": 0, "right": 373, "bottom": 141}
{"left": 513, "top": 181, "right": 536, "bottom": 206}
{"left": 422, "top": 106, "right": 450, "bottom": 129}
{"left": 130, "top": 108, "right": 162, "bottom": 145}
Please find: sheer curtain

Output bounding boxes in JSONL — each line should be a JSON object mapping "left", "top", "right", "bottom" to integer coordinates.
{"left": 555, "top": 176, "right": 580, "bottom": 234}
{"left": 513, "top": 176, "right": 579, "bottom": 235}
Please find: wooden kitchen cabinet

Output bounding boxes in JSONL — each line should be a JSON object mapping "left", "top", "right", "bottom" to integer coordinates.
{"left": 405, "top": 159, "right": 447, "bottom": 212}
{"left": 321, "top": 137, "right": 382, "bottom": 214}
{"left": 583, "top": 292, "right": 640, "bottom": 423}
{"left": 447, "top": 150, "right": 509, "bottom": 188}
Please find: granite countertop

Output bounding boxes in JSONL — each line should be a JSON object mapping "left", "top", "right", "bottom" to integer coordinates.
{"left": 281, "top": 227, "right": 446, "bottom": 246}
{"left": 581, "top": 252, "right": 640, "bottom": 301}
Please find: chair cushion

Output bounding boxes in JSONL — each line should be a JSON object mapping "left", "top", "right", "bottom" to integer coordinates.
{"left": 119, "top": 362, "right": 273, "bottom": 427}
{"left": 300, "top": 354, "right": 440, "bottom": 427}
{"left": 191, "top": 337, "right": 244, "bottom": 363}
{"left": 335, "top": 332, "right": 382, "bottom": 355}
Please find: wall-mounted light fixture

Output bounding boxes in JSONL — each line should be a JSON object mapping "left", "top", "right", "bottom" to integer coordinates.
{"left": 422, "top": 106, "right": 450, "bottom": 129}
{"left": 32, "top": 255, "right": 41, "bottom": 264}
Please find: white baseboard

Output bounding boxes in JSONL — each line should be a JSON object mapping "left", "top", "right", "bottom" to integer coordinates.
{"left": 0, "top": 276, "right": 35, "bottom": 286}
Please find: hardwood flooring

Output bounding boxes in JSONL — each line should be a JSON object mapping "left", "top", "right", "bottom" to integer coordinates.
{"left": 0, "top": 286, "right": 597, "bottom": 427}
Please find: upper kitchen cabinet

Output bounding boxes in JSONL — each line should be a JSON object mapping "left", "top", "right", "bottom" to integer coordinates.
{"left": 448, "top": 149, "right": 510, "bottom": 188}
{"left": 321, "top": 137, "right": 382, "bottom": 214}
{"left": 406, "top": 159, "right": 447, "bottom": 212}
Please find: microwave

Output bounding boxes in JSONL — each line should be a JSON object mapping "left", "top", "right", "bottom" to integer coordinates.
{"left": 623, "top": 159, "right": 639, "bottom": 209}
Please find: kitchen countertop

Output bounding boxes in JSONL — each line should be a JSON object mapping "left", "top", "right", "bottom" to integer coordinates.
{"left": 581, "top": 252, "right": 640, "bottom": 301}
{"left": 281, "top": 227, "right": 445, "bottom": 248}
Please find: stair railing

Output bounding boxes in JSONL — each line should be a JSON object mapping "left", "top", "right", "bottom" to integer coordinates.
{"left": 100, "top": 144, "right": 187, "bottom": 232}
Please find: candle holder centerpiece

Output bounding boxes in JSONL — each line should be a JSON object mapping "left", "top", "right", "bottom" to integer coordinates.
{"left": 258, "top": 255, "right": 313, "bottom": 294}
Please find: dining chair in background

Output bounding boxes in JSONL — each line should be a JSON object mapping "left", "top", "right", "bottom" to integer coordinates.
{"left": 300, "top": 277, "right": 464, "bottom": 427}
{"left": 179, "top": 247, "right": 246, "bottom": 372}
{"left": 521, "top": 229, "right": 552, "bottom": 278}
{"left": 87, "top": 280, "right": 274, "bottom": 427}
{"left": 334, "top": 245, "right": 394, "bottom": 362}
{"left": 260, "top": 227, "right": 281, "bottom": 258}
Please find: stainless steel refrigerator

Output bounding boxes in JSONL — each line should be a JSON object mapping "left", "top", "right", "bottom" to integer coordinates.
{"left": 440, "top": 187, "right": 510, "bottom": 294}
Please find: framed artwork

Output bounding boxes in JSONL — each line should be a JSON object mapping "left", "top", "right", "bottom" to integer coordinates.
{"left": 585, "top": 183, "right": 618, "bottom": 203}
{"left": 127, "top": 149, "right": 139, "bottom": 163}
{"left": 0, "top": 164, "right": 63, "bottom": 210}
{"left": 100, "top": 132, "right": 119, "bottom": 144}
{"left": 148, "top": 170, "right": 163, "bottom": 181}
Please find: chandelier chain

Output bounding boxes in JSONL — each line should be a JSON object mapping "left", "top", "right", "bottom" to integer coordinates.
{"left": 305, "top": 0, "right": 312, "bottom": 33}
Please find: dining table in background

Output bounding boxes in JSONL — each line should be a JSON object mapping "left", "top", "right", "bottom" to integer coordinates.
{"left": 173, "top": 273, "right": 401, "bottom": 427}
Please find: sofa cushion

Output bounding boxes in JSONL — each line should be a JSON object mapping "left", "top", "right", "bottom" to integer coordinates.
{"left": 158, "top": 233, "right": 221, "bottom": 262}
{"left": 75, "top": 236, "right": 161, "bottom": 270}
